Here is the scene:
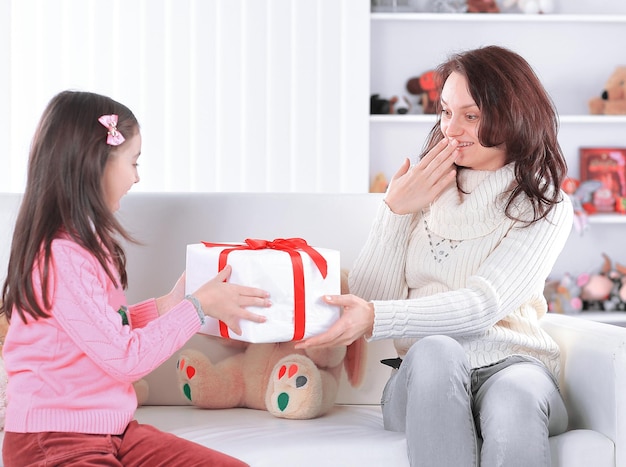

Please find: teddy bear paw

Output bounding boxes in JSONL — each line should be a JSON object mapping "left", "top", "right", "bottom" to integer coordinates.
{"left": 265, "top": 354, "right": 323, "bottom": 419}
{"left": 176, "top": 349, "right": 212, "bottom": 406}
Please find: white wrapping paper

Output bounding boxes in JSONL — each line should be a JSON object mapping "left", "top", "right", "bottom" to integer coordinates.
{"left": 185, "top": 240, "right": 341, "bottom": 343}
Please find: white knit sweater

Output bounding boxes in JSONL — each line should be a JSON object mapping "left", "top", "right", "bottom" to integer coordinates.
{"left": 349, "top": 164, "right": 573, "bottom": 380}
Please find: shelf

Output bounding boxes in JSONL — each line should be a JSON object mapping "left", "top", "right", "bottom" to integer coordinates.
{"left": 371, "top": 13, "right": 626, "bottom": 23}
{"left": 370, "top": 115, "right": 626, "bottom": 124}
{"left": 587, "top": 214, "right": 626, "bottom": 224}
{"left": 560, "top": 115, "right": 626, "bottom": 124}
{"left": 370, "top": 114, "right": 435, "bottom": 123}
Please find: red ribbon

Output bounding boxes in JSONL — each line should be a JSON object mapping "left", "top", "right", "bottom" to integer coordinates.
{"left": 201, "top": 238, "right": 328, "bottom": 341}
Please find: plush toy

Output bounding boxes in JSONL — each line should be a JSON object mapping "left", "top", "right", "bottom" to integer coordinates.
{"left": 562, "top": 177, "right": 603, "bottom": 234}
{"left": 467, "top": 0, "right": 500, "bottom": 13}
{"left": 544, "top": 273, "right": 582, "bottom": 314}
{"left": 501, "top": 0, "right": 554, "bottom": 14}
{"left": 176, "top": 271, "right": 366, "bottom": 419}
{"left": 406, "top": 70, "right": 440, "bottom": 114}
{"left": 579, "top": 253, "right": 626, "bottom": 311}
{"left": 589, "top": 66, "right": 626, "bottom": 115}
{"left": 371, "top": 94, "right": 412, "bottom": 115}
{"left": 389, "top": 95, "right": 412, "bottom": 115}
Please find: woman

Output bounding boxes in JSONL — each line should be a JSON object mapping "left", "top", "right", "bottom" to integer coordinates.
{"left": 297, "top": 46, "right": 573, "bottom": 466}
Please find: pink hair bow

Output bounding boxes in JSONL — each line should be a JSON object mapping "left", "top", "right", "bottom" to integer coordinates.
{"left": 98, "top": 114, "right": 125, "bottom": 146}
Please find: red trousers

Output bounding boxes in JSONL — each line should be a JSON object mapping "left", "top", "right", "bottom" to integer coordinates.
{"left": 2, "top": 420, "right": 248, "bottom": 467}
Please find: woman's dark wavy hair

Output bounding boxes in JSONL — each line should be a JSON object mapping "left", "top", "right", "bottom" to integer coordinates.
{"left": 1, "top": 91, "right": 139, "bottom": 323}
{"left": 422, "top": 45, "right": 567, "bottom": 224}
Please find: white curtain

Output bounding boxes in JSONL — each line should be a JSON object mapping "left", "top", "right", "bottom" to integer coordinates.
{"left": 0, "top": 0, "right": 369, "bottom": 193}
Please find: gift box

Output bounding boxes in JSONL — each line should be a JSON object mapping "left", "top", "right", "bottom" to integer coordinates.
{"left": 185, "top": 238, "right": 341, "bottom": 343}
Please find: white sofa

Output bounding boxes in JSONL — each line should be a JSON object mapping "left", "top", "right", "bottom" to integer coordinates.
{"left": 1, "top": 192, "right": 625, "bottom": 467}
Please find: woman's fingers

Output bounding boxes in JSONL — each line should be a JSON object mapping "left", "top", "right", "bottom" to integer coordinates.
{"left": 416, "top": 138, "right": 457, "bottom": 177}
{"left": 295, "top": 294, "right": 373, "bottom": 349}
{"left": 391, "top": 157, "right": 411, "bottom": 181}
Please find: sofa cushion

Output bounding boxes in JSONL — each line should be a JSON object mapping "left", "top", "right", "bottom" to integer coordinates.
{"left": 550, "top": 429, "right": 615, "bottom": 467}
{"left": 134, "top": 405, "right": 408, "bottom": 467}
{"left": 131, "top": 405, "right": 615, "bottom": 467}
{"left": 0, "top": 409, "right": 614, "bottom": 467}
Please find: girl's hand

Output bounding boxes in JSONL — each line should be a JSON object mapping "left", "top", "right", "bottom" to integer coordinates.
{"left": 191, "top": 265, "right": 270, "bottom": 335}
{"left": 156, "top": 272, "right": 187, "bottom": 316}
{"left": 384, "top": 138, "right": 458, "bottom": 215}
{"left": 294, "top": 294, "right": 374, "bottom": 349}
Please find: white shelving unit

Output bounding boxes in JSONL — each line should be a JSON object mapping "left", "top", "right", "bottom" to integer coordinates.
{"left": 369, "top": 5, "right": 626, "bottom": 277}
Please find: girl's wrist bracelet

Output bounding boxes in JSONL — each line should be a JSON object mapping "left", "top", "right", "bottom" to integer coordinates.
{"left": 185, "top": 294, "right": 206, "bottom": 325}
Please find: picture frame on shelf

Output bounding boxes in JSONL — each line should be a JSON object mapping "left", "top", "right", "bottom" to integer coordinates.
{"left": 580, "top": 147, "right": 626, "bottom": 213}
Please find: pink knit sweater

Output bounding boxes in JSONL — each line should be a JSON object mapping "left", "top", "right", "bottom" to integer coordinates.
{"left": 3, "top": 237, "right": 202, "bottom": 434}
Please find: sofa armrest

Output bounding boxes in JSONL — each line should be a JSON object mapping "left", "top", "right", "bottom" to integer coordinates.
{"left": 541, "top": 313, "right": 626, "bottom": 464}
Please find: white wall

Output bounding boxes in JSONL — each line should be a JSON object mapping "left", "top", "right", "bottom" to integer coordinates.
{"left": 0, "top": 0, "right": 370, "bottom": 193}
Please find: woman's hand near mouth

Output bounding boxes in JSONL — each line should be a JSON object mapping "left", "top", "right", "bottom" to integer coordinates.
{"left": 384, "top": 137, "right": 458, "bottom": 215}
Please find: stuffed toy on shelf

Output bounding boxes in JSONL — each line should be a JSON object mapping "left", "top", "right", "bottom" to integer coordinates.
{"left": 544, "top": 273, "right": 583, "bottom": 314}
{"left": 579, "top": 253, "right": 626, "bottom": 311}
{"left": 546, "top": 253, "right": 626, "bottom": 313}
{"left": 561, "top": 177, "right": 603, "bottom": 234}
{"left": 175, "top": 271, "right": 367, "bottom": 419}
{"left": 406, "top": 70, "right": 441, "bottom": 114}
{"left": 467, "top": 0, "right": 500, "bottom": 13}
{"left": 589, "top": 66, "right": 626, "bottom": 115}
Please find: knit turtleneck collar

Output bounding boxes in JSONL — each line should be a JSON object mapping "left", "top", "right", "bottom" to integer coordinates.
{"left": 425, "top": 163, "right": 516, "bottom": 240}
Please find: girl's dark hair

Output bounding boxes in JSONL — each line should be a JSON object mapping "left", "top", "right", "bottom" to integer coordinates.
{"left": 423, "top": 45, "right": 567, "bottom": 223}
{"left": 1, "top": 91, "right": 139, "bottom": 323}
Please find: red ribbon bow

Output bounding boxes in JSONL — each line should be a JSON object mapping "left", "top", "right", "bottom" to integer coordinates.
{"left": 201, "top": 238, "right": 328, "bottom": 341}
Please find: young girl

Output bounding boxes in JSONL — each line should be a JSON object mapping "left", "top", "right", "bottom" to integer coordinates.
{"left": 297, "top": 46, "right": 573, "bottom": 466}
{"left": 1, "top": 90, "right": 270, "bottom": 466}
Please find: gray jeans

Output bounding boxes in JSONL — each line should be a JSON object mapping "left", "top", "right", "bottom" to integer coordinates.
{"left": 381, "top": 335, "right": 568, "bottom": 467}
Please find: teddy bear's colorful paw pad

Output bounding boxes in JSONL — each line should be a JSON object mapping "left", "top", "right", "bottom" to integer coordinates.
{"left": 176, "top": 357, "right": 197, "bottom": 401}
{"left": 276, "top": 364, "right": 308, "bottom": 411}
{"left": 266, "top": 356, "right": 324, "bottom": 419}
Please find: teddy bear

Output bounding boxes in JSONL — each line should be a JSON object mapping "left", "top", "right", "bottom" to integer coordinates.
{"left": 175, "top": 271, "right": 367, "bottom": 420}
{"left": 406, "top": 70, "right": 440, "bottom": 114}
{"left": 501, "top": 0, "right": 554, "bottom": 14}
{"left": 177, "top": 337, "right": 365, "bottom": 420}
{"left": 589, "top": 66, "right": 626, "bottom": 115}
